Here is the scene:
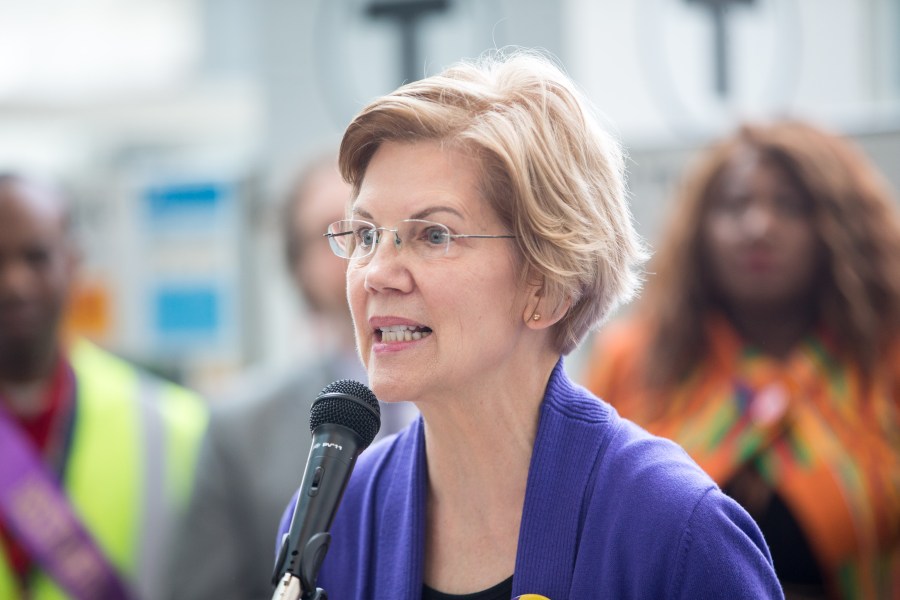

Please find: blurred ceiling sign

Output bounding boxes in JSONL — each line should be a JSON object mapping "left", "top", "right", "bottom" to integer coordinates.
{"left": 637, "top": 0, "right": 797, "bottom": 135}
{"left": 366, "top": 0, "right": 452, "bottom": 84}
{"left": 685, "top": 0, "right": 757, "bottom": 98}
{"left": 314, "top": 0, "right": 508, "bottom": 128}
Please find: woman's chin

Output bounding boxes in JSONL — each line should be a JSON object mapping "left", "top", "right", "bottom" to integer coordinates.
{"left": 367, "top": 373, "right": 415, "bottom": 405}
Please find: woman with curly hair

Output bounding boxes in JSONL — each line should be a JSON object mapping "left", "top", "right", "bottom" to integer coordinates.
{"left": 583, "top": 120, "right": 900, "bottom": 599}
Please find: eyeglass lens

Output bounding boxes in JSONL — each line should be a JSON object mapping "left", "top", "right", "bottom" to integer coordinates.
{"left": 328, "top": 220, "right": 451, "bottom": 260}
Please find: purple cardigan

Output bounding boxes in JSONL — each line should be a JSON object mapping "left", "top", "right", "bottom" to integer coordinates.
{"left": 278, "top": 361, "right": 783, "bottom": 599}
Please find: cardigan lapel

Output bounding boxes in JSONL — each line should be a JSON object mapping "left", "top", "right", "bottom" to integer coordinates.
{"left": 512, "top": 362, "right": 611, "bottom": 599}
{"left": 371, "top": 416, "right": 428, "bottom": 598}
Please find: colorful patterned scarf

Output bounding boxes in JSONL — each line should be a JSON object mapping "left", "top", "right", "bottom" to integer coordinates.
{"left": 584, "top": 316, "right": 900, "bottom": 599}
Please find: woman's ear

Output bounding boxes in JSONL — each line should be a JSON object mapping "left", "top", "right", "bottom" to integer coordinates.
{"left": 523, "top": 278, "right": 570, "bottom": 330}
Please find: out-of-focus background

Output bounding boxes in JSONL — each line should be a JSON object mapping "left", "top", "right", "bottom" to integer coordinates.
{"left": 3, "top": 0, "right": 897, "bottom": 394}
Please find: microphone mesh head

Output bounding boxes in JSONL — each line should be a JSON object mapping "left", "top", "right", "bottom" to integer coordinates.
{"left": 310, "top": 379, "right": 381, "bottom": 448}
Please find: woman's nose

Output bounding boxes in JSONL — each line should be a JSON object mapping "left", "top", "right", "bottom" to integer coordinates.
{"left": 742, "top": 200, "right": 777, "bottom": 238}
{"left": 362, "top": 234, "right": 413, "bottom": 294}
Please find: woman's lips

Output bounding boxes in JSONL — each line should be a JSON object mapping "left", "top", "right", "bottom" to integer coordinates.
{"left": 734, "top": 247, "right": 777, "bottom": 272}
{"left": 368, "top": 317, "right": 432, "bottom": 346}
{"left": 377, "top": 324, "right": 433, "bottom": 343}
{"left": 743, "top": 255, "right": 774, "bottom": 271}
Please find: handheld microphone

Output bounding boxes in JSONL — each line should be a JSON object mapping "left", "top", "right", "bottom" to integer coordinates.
{"left": 271, "top": 379, "right": 381, "bottom": 600}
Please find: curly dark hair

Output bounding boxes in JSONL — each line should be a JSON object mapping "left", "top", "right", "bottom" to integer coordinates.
{"left": 639, "top": 120, "right": 900, "bottom": 388}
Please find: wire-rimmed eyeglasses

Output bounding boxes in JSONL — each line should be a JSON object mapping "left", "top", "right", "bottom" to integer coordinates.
{"left": 324, "top": 219, "right": 516, "bottom": 261}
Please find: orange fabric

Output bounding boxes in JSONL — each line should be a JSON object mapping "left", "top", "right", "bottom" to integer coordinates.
{"left": 583, "top": 316, "right": 900, "bottom": 599}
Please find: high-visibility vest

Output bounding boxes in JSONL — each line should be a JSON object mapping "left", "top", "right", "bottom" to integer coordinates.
{"left": 0, "top": 339, "right": 208, "bottom": 599}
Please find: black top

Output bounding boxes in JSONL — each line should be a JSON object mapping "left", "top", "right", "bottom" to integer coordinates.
{"left": 724, "top": 477, "right": 827, "bottom": 597}
{"left": 422, "top": 576, "right": 514, "bottom": 600}
{"left": 755, "top": 493, "right": 827, "bottom": 596}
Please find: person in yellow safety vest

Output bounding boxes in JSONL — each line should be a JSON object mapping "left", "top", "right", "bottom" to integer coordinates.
{"left": 0, "top": 173, "right": 208, "bottom": 600}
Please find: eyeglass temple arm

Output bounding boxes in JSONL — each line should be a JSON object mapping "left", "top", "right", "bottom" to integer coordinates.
{"left": 449, "top": 234, "right": 516, "bottom": 239}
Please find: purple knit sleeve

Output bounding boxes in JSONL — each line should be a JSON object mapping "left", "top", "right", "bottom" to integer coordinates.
{"left": 671, "top": 487, "right": 784, "bottom": 599}
{"left": 274, "top": 490, "right": 298, "bottom": 560}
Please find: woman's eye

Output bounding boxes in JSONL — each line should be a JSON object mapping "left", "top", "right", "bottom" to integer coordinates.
{"left": 776, "top": 194, "right": 810, "bottom": 216}
{"left": 423, "top": 226, "right": 449, "bottom": 245}
{"left": 359, "top": 229, "right": 376, "bottom": 247}
{"left": 715, "top": 195, "right": 747, "bottom": 214}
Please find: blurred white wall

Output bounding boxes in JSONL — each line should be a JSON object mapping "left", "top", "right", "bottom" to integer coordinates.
{"left": 0, "top": 0, "right": 897, "bottom": 393}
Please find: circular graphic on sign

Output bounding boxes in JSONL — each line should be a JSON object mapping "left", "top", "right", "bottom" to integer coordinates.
{"left": 636, "top": 0, "right": 800, "bottom": 137}
{"left": 312, "top": 0, "right": 513, "bottom": 128}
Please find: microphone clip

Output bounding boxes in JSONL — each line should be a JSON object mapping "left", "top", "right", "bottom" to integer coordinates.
{"left": 271, "top": 572, "right": 328, "bottom": 600}
{"left": 272, "top": 532, "right": 332, "bottom": 600}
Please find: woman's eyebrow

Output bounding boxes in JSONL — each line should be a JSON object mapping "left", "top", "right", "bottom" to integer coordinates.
{"left": 352, "top": 206, "right": 373, "bottom": 220}
{"left": 351, "top": 205, "right": 466, "bottom": 221}
{"left": 409, "top": 206, "right": 465, "bottom": 221}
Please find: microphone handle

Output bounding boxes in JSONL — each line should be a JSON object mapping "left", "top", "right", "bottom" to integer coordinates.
{"left": 273, "top": 424, "right": 364, "bottom": 594}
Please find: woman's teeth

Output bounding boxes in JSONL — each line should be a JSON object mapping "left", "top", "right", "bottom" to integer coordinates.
{"left": 379, "top": 324, "right": 432, "bottom": 343}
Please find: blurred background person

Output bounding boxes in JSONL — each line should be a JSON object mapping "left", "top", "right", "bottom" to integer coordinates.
{"left": 166, "top": 152, "right": 416, "bottom": 600}
{"left": 0, "top": 173, "right": 207, "bottom": 599}
{"left": 582, "top": 120, "right": 900, "bottom": 599}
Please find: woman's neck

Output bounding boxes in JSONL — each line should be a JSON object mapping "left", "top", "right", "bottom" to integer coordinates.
{"left": 419, "top": 351, "right": 556, "bottom": 493}
{"left": 418, "top": 349, "right": 558, "bottom": 593}
{"left": 422, "top": 400, "right": 536, "bottom": 509}
{"left": 725, "top": 302, "right": 817, "bottom": 359}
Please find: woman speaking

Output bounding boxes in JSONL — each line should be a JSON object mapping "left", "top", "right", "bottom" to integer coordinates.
{"left": 278, "top": 50, "right": 782, "bottom": 599}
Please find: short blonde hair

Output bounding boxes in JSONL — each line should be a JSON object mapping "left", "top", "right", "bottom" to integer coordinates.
{"left": 339, "top": 49, "right": 647, "bottom": 354}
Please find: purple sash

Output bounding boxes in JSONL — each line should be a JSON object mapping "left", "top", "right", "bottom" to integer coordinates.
{"left": 0, "top": 403, "right": 133, "bottom": 599}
